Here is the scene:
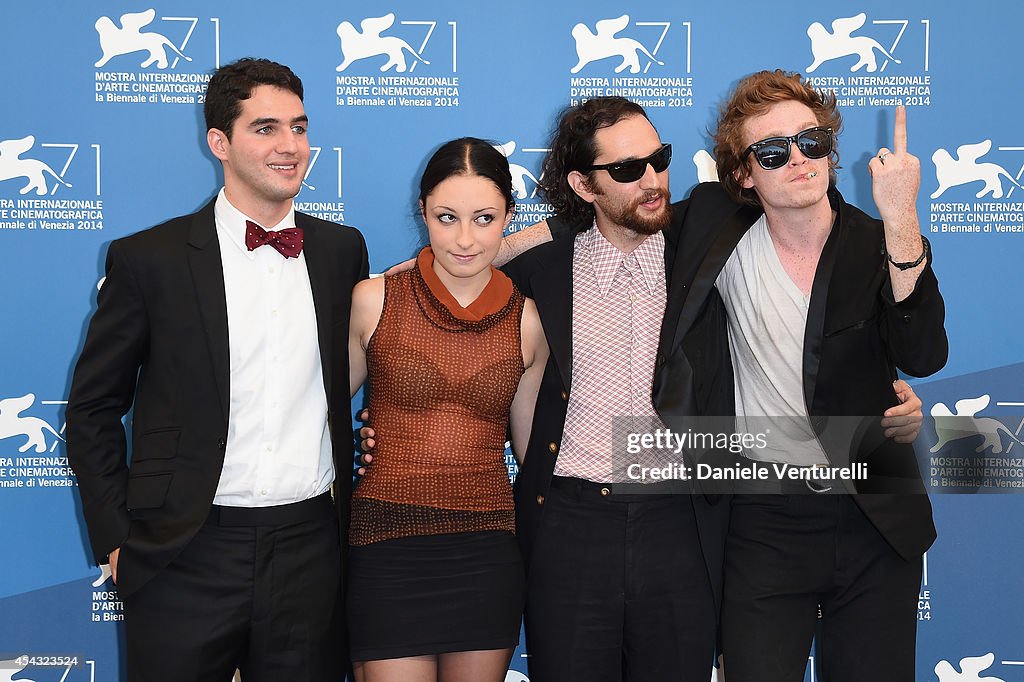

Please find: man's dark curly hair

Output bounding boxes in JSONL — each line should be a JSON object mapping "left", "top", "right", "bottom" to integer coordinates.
{"left": 538, "top": 97, "right": 648, "bottom": 223}
{"left": 204, "top": 58, "right": 303, "bottom": 139}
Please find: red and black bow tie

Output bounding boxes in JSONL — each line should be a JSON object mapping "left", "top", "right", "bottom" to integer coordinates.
{"left": 245, "top": 220, "right": 304, "bottom": 258}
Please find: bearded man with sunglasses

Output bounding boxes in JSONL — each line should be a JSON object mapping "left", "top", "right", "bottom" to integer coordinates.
{"left": 496, "top": 97, "right": 729, "bottom": 681}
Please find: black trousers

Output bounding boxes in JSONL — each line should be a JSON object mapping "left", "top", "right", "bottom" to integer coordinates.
{"left": 121, "top": 494, "right": 344, "bottom": 682}
{"left": 524, "top": 477, "right": 716, "bottom": 682}
{"left": 722, "top": 494, "right": 922, "bottom": 682}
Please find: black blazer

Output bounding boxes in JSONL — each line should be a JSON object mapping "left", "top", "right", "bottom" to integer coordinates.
{"left": 502, "top": 207, "right": 733, "bottom": 611}
{"left": 657, "top": 182, "right": 948, "bottom": 560}
{"left": 66, "top": 198, "right": 368, "bottom": 597}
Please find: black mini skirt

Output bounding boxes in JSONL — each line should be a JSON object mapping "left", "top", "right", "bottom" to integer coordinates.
{"left": 347, "top": 530, "right": 525, "bottom": 661}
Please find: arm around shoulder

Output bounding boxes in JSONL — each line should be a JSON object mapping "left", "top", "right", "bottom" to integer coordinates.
{"left": 495, "top": 220, "right": 553, "bottom": 267}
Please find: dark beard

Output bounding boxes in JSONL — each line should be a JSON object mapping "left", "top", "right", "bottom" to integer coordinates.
{"left": 616, "top": 188, "right": 672, "bottom": 235}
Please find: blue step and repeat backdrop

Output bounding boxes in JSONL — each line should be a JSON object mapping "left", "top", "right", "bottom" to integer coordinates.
{"left": 2, "top": 1, "right": 1022, "bottom": 681}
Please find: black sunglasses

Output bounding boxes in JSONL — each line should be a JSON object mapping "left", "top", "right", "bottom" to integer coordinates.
{"left": 743, "top": 127, "right": 833, "bottom": 170}
{"left": 582, "top": 143, "right": 672, "bottom": 183}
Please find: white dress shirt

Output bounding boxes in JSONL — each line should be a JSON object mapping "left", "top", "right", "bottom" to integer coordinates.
{"left": 212, "top": 189, "right": 334, "bottom": 506}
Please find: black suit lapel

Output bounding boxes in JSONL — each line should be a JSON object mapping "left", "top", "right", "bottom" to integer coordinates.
{"left": 803, "top": 192, "right": 843, "bottom": 414}
{"left": 658, "top": 203, "right": 686, "bottom": 354}
{"left": 186, "top": 200, "right": 230, "bottom": 420}
{"left": 298, "top": 216, "right": 336, "bottom": 401}
{"left": 533, "top": 236, "right": 575, "bottom": 390}
{"left": 665, "top": 203, "right": 760, "bottom": 353}
{"left": 653, "top": 202, "right": 756, "bottom": 416}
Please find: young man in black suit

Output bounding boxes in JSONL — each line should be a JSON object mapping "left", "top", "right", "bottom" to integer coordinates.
{"left": 67, "top": 58, "right": 367, "bottom": 682}
{"left": 689, "top": 69, "right": 946, "bottom": 682}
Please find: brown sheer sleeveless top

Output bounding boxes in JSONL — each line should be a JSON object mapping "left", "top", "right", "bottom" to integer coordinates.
{"left": 349, "top": 247, "right": 525, "bottom": 546}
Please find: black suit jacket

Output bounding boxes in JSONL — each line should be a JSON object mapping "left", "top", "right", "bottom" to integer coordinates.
{"left": 502, "top": 207, "right": 733, "bottom": 611}
{"left": 67, "top": 198, "right": 368, "bottom": 596}
{"left": 656, "top": 182, "right": 948, "bottom": 560}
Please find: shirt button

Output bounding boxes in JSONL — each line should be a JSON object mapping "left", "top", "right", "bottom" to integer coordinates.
{"left": 902, "top": 313, "right": 912, "bottom": 323}
{"left": 260, "top": 489, "right": 268, "bottom": 496}
{"left": 265, "top": 445, "right": 273, "bottom": 452}
{"left": 548, "top": 442, "right": 559, "bottom": 454}
{"left": 560, "top": 390, "right": 569, "bottom": 401}
{"left": 600, "top": 487, "right": 611, "bottom": 497}
{"left": 536, "top": 495, "right": 545, "bottom": 505}
{"left": 271, "top": 309, "right": 278, "bottom": 317}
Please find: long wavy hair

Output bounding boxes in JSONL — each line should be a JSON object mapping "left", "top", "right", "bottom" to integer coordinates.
{"left": 538, "top": 97, "right": 648, "bottom": 223}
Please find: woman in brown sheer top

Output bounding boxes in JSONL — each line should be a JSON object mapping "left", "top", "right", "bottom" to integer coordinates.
{"left": 347, "top": 138, "right": 548, "bottom": 682}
